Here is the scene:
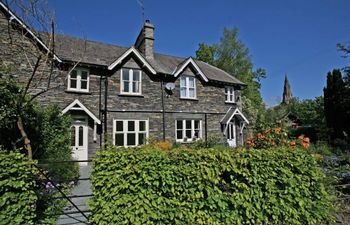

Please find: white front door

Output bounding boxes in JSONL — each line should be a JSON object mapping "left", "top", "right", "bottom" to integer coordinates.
{"left": 71, "top": 118, "right": 88, "bottom": 166}
{"left": 226, "top": 122, "right": 236, "bottom": 147}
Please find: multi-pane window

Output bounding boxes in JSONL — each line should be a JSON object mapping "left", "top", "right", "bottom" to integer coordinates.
{"left": 225, "top": 86, "right": 235, "bottom": 103}
{"left": 180, "top": 75, "right": 196, "bottom": 99}
{"left": 114, "top": 120, "right": 148, "bottom": 147}
{"left": 68, "top": 68, "right": 89, "bottom": 92}
{"left": 121, "top": 68, "right": 142, "bottom": 95}
{"left": 176, "top": 119, "right": 202, "bottom": 142}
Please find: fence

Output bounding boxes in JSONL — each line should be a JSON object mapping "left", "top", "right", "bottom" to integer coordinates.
{"left": 35, "top": 160, "right": 93, "bottom": 225}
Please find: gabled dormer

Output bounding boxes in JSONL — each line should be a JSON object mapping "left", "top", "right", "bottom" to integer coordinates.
{"left": 173, "top": 57, "right": 209, "bottom": 100}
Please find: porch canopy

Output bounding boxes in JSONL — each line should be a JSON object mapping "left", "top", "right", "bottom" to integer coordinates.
{"left": 220, "top": 107, "right": 249, "bottom": 126}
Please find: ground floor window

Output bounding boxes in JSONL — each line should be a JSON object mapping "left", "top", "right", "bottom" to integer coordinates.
{"left": 113, "top": 119, "right": 148, "bottom": 147}
{"left": 175, "top": 119, "right": 202, "bottom": 142}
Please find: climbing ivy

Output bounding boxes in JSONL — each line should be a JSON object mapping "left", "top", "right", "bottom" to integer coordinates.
{"left": 90, "top": 146, "right": 334, "bottom": 224}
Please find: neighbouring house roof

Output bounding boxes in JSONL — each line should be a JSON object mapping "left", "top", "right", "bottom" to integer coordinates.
{"left": 53, "top": 34, "right": 245, "bottom": 85}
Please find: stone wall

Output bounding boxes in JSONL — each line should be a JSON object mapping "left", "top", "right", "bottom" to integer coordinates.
{"left": 0, "top": 10, "right": 101, "bottom": 158}
{"left": 1, "top": 8, "right": 243, "bottom": 158}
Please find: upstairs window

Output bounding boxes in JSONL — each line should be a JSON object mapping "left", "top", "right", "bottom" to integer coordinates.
{"left": 114, "top": 120, "right": 148, "bottom": 147}
{"left": 68, "top": 68, "right": 89, "bottom": 92}
{"left": 180, "top": 75, "right": 196, "bottom": 99}
{"left": 225, "top": 86, "right": 235, "bottom": 103}
{"left": 121, "top": 68, "right": 142, "bottom": 95}
{"left": 176, "top": 119, "right": 202, "bottom": 142}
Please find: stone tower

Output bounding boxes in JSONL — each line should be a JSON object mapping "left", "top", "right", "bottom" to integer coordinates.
{"left": 282, "top": 75, "right": 293, "bottom": 104}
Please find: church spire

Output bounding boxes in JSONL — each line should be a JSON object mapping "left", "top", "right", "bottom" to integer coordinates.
{"left": 282, "top": 74, "right": 292, "bottom": 104}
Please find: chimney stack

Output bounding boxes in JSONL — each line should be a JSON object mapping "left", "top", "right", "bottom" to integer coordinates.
{"left": 135, "top": 20, "right": 154, "bottom": 59}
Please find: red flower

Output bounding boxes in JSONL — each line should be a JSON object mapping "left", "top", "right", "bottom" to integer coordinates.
{"left": 303, "top": 137, "right": 310, "bottom": 143}
{"left": 258, "top": 133, "right": 264, "bottom": 140}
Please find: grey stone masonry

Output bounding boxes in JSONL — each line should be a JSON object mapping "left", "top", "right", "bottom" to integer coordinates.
{"left": 0, "top": 5, "right": 248, "bottom": 158}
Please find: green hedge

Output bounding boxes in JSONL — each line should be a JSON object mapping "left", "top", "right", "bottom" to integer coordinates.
{"left": 90, "top": 146, "right": 333, "bottom": 224}
{"left": 0, "top": 149, "right": 37, "bottom": 224}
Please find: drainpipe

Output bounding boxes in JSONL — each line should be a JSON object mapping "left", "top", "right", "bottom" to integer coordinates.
{"left": 99, "top": 75, "right": 102, "bottom": 148}
{"left": 205, "top": 113, "right": 208, "bottom": 147}
{"left": 104, "top": 75, "right": 108, "bottom": 148}
{"left": 160, "top": 81, "right": 166, "bottom": 141}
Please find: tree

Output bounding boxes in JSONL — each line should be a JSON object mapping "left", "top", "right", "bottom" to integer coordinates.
{"left": 0, "top": 0, "right": 58, "bottom": 160}
{"left": 290, "top": 97, "right": 325, "bottom": 128}
{"left": 1, "top": 0, "right": 85, "bottom": 159}
{"left": 323, "top": 69, "right": 349, "bottom": 143}
{"left": 195, "top": 28, "right": 266, "bottom": 129}
{"left": 0, "top": 75, "right": 78, "bottom": 182}
{"left": 337, "top": 41, "right": 350, "bottom": 79}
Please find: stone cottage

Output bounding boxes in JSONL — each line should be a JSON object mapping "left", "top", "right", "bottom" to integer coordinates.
{"left": 0, "top": 2, "right": 249, "bottom": 163}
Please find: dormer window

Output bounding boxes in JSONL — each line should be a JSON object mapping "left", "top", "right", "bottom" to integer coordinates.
{"left": 121, "top": 68, "right": 142, "bottom": 95}
{"left": 68, "top": 68, "right": 89, "bottom": 92}
{"left": 225, "top": 86, "right": 235, "bottom": 103}
{"left": 180, "top": 75, "right": 196, "bottom": 99}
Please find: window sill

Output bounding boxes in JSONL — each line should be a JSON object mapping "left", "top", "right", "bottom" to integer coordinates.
{"left": 65, "top": 90, "right": 91, "bottom": 95}
{"left": 179, "top": 97, "right": 198, "bottom": 101}
{"left": 176, "top": 139, "right": 201, "bottom": 143}
{"left": 118, "top": 93, "right": 144, "bottom": 98}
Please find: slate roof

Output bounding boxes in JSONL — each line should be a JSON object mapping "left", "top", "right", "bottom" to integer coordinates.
{"left": 0, "top": 2, "right": 244, "bottom": 85}
{"left": 54, "top": 34, "right": 245, "bottom": 85}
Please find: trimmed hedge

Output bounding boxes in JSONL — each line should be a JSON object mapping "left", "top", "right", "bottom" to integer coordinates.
{"left": 0, "top": 149, "right": 37, "bottom": 224}
{"left": 90, "top": 146, "right": 333, "bottom": 224}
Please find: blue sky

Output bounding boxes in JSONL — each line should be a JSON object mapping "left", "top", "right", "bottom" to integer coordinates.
{"left": 48, "top": 0, "right": 350, "bottom": 106}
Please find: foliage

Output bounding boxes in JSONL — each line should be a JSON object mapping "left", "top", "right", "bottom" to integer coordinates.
{"left": 246, "top": 126, "right": 311, "bottom": 150}
{"left": 0, "top": 76, "right": 38, "bottom": 152}
{"left": 36, "top": 105, "right": 79, "bottom": 183}
{"left": 290, "top": 97, "right": 325, "bottom": 128}
{"left": 337, "top": 41, "right": 350, "bottom": 77}
{"left": 0, "top": 77, "right": 78, "bottom": 183}
{"left": 306, "top": 142, "right": 333, "bottom": 156}
{"left": 0, "top": 149, "right": 37, "bottom": 225}
{"left": 266, "top": 96, "right": 327, "bottom": 141}
{"left": 0, "top": 77, "right": 78, "bottom": 222}
{"left": 324, "top": 69, "right": 350, "bottom": 148}
{"left": 186, "top": 134, "right": 224, "bottom": 149}
{"left": 153, "top": 140, "right": 173, "bottom": 151}
{"left": 90, "top": 146, "right": 333, "bottom": 224}
{"left": 35, "top": 180, "right": 75, "bottom": 224}
{"left": 195, "top": 28, "right": 266, "bottom": 128}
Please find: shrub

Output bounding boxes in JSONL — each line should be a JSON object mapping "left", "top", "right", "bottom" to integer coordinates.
{"left": 36, "top": 105, "right": 79, "bottom": 183}
{"left": 153, "top": 140, "right": 173, "bottom": 151}
{"left": 246, "top": 126, "right": 311, "bottom": 150}
{"left": 90, "top": 146, "right": 333, "bottom": 224}
{"left": 186, "top": 134, "right": 225, "bottom": 149}
{"left": 0, "top": 149, "right": 37, "bottom": 224}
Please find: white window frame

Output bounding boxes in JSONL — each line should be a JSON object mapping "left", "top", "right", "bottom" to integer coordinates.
{"left": 180, "top": 75, "right": 196, "bottom": 99}
{"left": 67, "top": 68, "right": 90, "bottom": 92}
{"left": 113, "top": 119, "right": 149, "bottom": 147}
{"left": 175, "top": 119, "right": 202, "bottom": 142}
{"left": 120, "top": 68, "right": 142, "bottom": 95}
{"left": 225, "top": 86, "right": 235, "bottom": 103}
